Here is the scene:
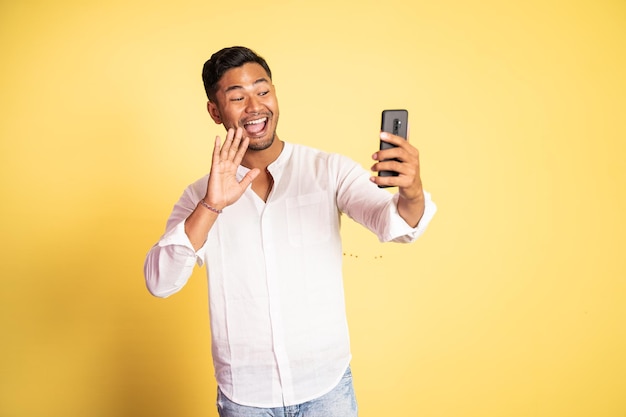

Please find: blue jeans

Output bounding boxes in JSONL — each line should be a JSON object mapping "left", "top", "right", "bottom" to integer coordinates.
{"left": 216, "top": 367, "right": 358, "bottom": 417}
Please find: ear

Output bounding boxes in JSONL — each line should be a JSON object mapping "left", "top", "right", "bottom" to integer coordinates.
{"left": 207, "top": 100, "right": 222, "bottom": 124}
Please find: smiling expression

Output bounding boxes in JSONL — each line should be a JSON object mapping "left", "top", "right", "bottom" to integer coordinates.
{"left": 207, "top": 62, "right": 280, "bottom": 152}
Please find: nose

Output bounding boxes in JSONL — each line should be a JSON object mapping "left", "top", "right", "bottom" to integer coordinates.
{"left": 246, "top": 95, "right": 262, "bottom": 114}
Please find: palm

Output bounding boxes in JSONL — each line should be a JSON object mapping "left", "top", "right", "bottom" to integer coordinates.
{"left": 205, "top": 128, "right": 259, "bottom": 209}
{"left": 208, "top": 158, "right": 246, "bottom": 204}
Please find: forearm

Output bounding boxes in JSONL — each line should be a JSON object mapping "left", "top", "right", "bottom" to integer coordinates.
{"left": 185, "top": 200, "right": 220, "bottom": 251}
{"left": 144, "top": 201, "right": 218, "bottom": 296}
{"left": 144, "top": 177, "right": 213, "bottom": 297}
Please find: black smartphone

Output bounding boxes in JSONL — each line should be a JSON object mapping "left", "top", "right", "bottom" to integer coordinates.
{"left": 378, "top": 109, "right": 408, "bottom": 186}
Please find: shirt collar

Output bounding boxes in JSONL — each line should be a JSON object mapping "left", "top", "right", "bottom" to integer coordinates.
{"left": 236, "top": 142, "right": 293, "bottom": 180}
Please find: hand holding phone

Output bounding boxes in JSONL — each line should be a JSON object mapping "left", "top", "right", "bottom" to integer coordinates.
{"left": 378, "top": 109, "right": 408, "bottom": 187}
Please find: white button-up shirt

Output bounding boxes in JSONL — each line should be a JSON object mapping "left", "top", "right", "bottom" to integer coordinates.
{"left": 144, "top": 142, "right": 436, "bottom": 408}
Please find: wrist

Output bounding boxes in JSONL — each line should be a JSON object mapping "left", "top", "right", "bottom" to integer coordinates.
{"left": 198, "top": 199, "right": 223, "bottom": 214}
{"left": 399, "top": 188, "right": 424, "bottom": 205}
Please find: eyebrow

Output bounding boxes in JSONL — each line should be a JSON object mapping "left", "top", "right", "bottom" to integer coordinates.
{"left": 224, "top": 77, "right": 270, "bottom": 94}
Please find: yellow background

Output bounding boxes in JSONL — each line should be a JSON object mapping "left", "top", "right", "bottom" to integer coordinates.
{"left": 1, "top": 1, "right": 625, "bottom": 416}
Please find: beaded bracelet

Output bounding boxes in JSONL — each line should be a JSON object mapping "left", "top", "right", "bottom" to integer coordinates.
{"left": 199, "top": 199, "right": 223, "bottom": 214}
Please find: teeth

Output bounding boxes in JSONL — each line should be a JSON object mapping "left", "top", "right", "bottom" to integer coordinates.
{"left": 245, "top": 117, "right": 267, "bottom": 125}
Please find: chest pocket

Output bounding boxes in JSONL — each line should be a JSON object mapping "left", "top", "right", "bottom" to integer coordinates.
{"left": 286, "top": 191, "right": 332, "bottom": 247}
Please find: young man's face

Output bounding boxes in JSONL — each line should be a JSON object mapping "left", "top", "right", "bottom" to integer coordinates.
{"left": 208, "top": 62, "right": 279, "bottom": 151}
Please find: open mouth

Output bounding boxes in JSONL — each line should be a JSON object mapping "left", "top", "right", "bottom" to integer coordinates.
{"left": 243, "top": 117, "right": 268, "bottom": 136}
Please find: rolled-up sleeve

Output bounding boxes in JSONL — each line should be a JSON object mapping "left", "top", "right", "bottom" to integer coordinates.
{"left": 334, "top": 153, "right": 437, "bottom": 243}
{"left": 143, "top": 176, "right": 209, "bottom": 298}
{"left": 385, "top": 191, "right": 437, "bottom": 243}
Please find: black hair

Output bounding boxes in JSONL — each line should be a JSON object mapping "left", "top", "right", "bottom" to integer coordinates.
{"left": 202, "top": 46, "right": 272, "bottom": 102}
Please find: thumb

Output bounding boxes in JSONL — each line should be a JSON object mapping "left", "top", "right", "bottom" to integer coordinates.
{"left": 240, "top": 168, "right": 261, "bottom": 189}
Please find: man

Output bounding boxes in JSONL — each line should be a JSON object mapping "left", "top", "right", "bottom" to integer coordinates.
{"left": 144, "top": 46, "right": 436, "bottom": 417}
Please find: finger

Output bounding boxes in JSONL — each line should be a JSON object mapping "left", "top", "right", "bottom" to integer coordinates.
{"left": 371, "top": 170, "right": 414, "bottom": 189}
{"left": 372, "top": 159, "right": 406, "bottom": 176}
{"left": 233, "top": 136, "right": 250, "bottom": 166}
{"left": 239, "top": 167, "right": 261, "bottom": 189}
{"left": 220, "top": 128, "right": 236, "bottom": 160}
{"left": 370, "top": 174, "right": 395, "bottom": 188}
{"left": 212, "top": 135, "right": 222, "bottom": 166}
{"left": 376, "top": 146, "right": 413, "bottom": 167}
{"left": 376, "top": 146, "right": 403, "bottom": 161}
{"left": 229, "top": 127, "right": 245, "bottom": 161}
{"left": 380, "top": 131, "right": 407, "bottom": 148}
{"left": 382, "top": 135, "right": 419, "bottom": 160}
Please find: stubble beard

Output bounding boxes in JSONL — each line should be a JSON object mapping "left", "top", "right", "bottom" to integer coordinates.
{"left": 247, "top": 131, "right": 276, "bottom": 151}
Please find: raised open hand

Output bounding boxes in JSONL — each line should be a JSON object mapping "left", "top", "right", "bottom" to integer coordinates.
{"left": 204, "top": 127, "right": 260, "bottom": 210}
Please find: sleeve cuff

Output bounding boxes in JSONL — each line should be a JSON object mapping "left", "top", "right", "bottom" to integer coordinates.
{"left": 158, "top": 219, "right": 207, "bottom": 267}
{"left": 386, "top": 190, "right": 437, "bottom": 243}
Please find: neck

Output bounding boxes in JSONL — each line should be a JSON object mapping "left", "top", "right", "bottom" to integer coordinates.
{"left": 241, "top": 136, "right": 284, "bottom": 171}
